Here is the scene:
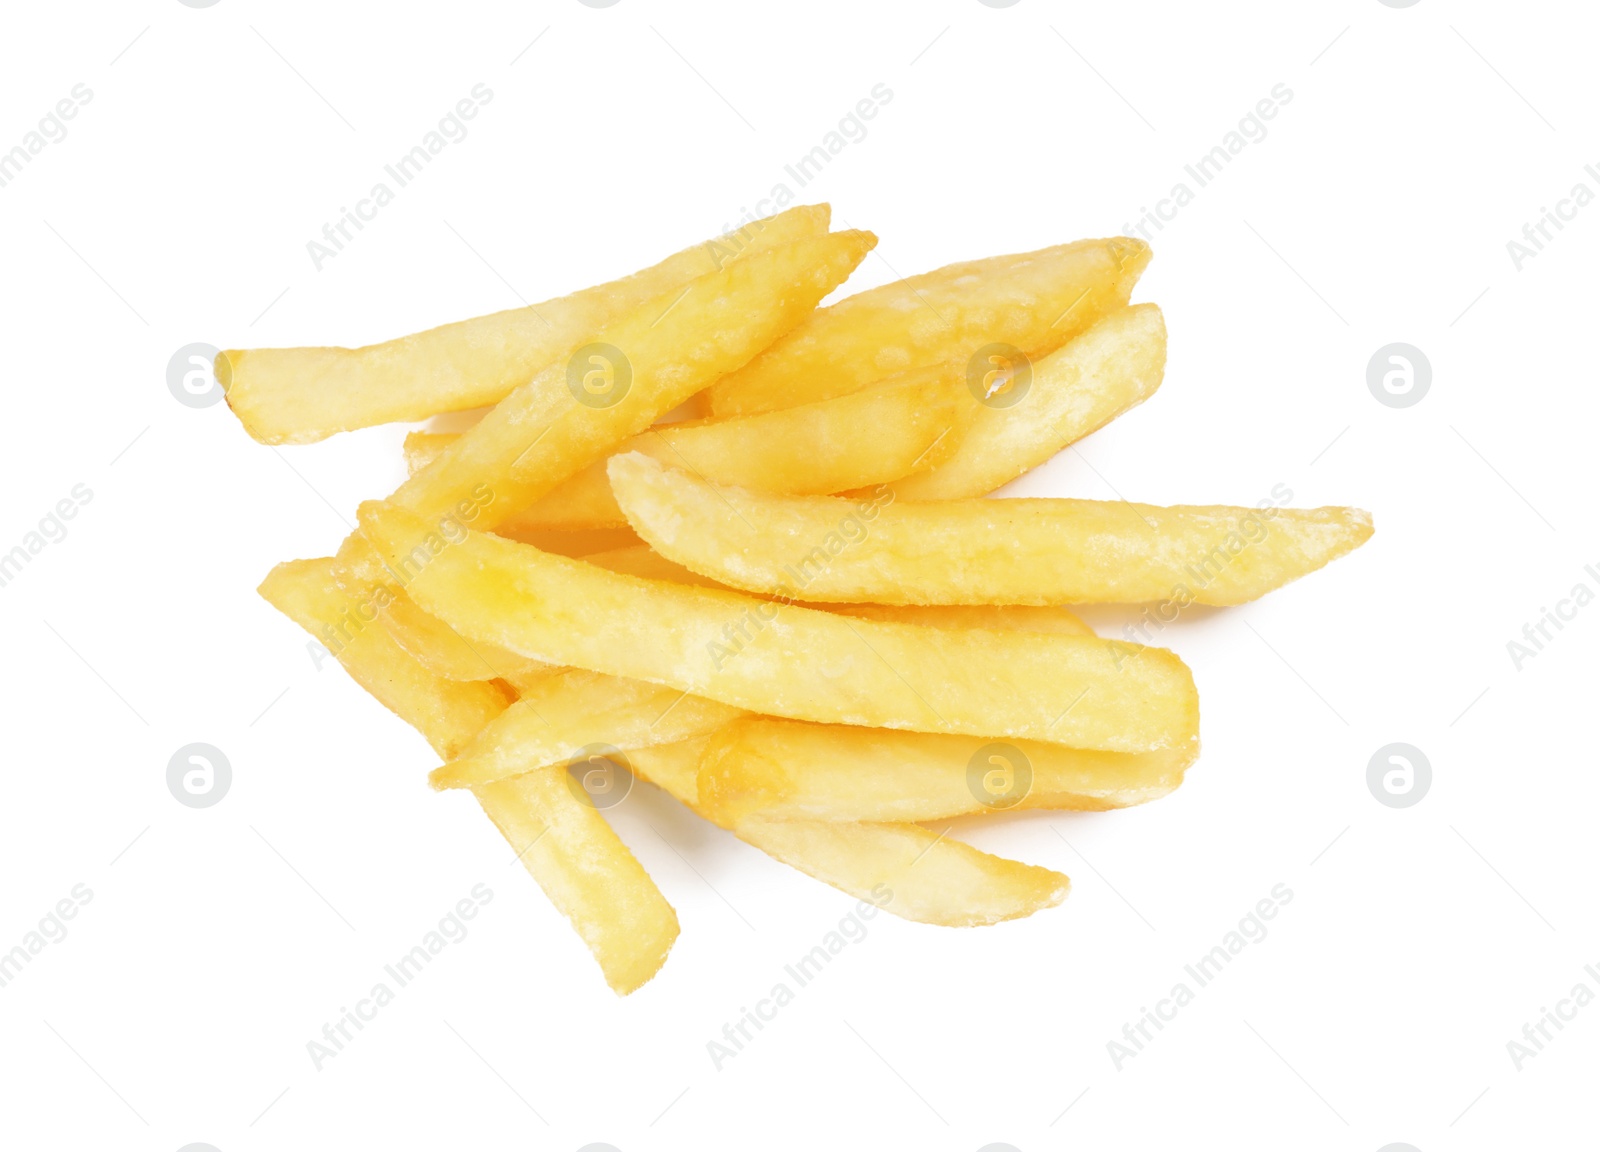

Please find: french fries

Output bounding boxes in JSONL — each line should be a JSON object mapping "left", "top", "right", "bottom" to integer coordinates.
{"left": 705, "top": 236, "right": 1150, "bottom": 417}
{"left": 475, "top": 767, "right": 679, "bottom": 996}
{"left": 430, "top": 668, "right": 744, "bottom": 791}
{"left": 697, "top": 718, "right": 1194, "bottom": 823}
{"left": 224, "top": 203, "right": 832, "bottom": 444}
{"left": 258, "top": 558, "right": 509, "bottom": 758}
{"left": 260, "top": 559, "right": 679, "bottom": 994}
{"left": 416, "top": 368, "right": 972, "bottom": 531}
{"left": 610, "top": 451, "right": 1374, "bottom": 606}
{"left": 380, "top": 585, "right": 553, "bottom": 682}
{"left": 891, "top": 303, "right": 1169, "bottom": 500}
{"left": 337, "top": 229, "right": 876, "bottom": 596}
{"left": 628, "top": 739, "right": 1072, "bottom": 927}
{"left": 234, "top": 214, "right": 1373, "bottom": 992}
{"left": 581, "top": 545, "right": 1094, "bottom": 635}
{"left": 358, "top": 500, "right": 1199, "bottom": 754}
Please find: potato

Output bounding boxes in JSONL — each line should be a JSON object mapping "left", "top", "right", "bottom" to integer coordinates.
{"left": 430, "top": 668, "right": 744, "bottom": 791}
{"left": 335, "top": 229, "right": 877, "bottom": 599}
{"left": 261, "top": 557, "right": 679, "bottom": 994}
{"left": 257, "top": 558, "right": 509, "bottom": 758}
{"left": 357, "top": 501, "right": 1199, "bottom": 753}
{"left": 224, "top": 203, "right": 833, "bottom": 444}
{"left": 479, "top": 366, "right": 970, "bottom": 530}
{"left": 892, "top": 303, "right": 1169, "bottom": 500}
{"left": 475, "top": 767, "right": 679, "bottom": 995}
{"left": 403, "top": 431, "right": 455, "bottom": 475}
{"left": 628, "top": 739, "right": 1071, "bottom": 927}
{"left": 380, "top": 585, "right": 554, "bottom": 682}
{"left": 705, "top": 236, "right": 1150, "bottom": 417}
{"left": 581, "top": 545, "right": 1093, "bottom": 635}
{"left": 697, "top": 718, "right": 1194, "bottom": 823}
{"left": 609, "top": 452, "right": 1373, "bottom": 607}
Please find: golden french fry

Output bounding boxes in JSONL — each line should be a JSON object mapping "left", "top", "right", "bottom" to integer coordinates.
{"left": 697, "top": 718, "right": 1193, "bottom": 823}
{"left": 494, "top": 525, "right": 644, "bottom": 556}
{"left": 404, "top": 431, "right": 455, "bottom": 475}
{"left": 475, "top": 765, "right": 679, "bottom": 995}
{"left": 320, "top": 227, "right": 875, "bottom": 697}
{"left": 258, "top": 558, "right": 509, "bottom": 759}
{"left": 891, "top": 303, "right": 1169, "bottom": 500}
{"left": 628, "top": 739, "right": 1071, "bottom": 927}
{"left": 337, "top": 229, "right": 876, "bottom": 595}
{"left": 357, "top": 502, "right": 1199, "bottom": 753}
{"left": 582, "top": 546, "right": 1093, "bottom": 635}
{"left": 826, "top": 602, "right": 1094, "bottom": 637}
{"left": 610, "top": 452, "right": 1373, "bottom": 607}
{"left": 430, "top": 668, "right": 744, "bottom": 791}
{"left": 380, "top": 586, "right": 554, "bottom": 682}
{"left": 223, "top": 204, "right": 832, "bottom": 444}
{"left": 705, "top": 236, "right": 1150, "bottom": 417}
{"left": 262, "top": 558, "right": 677, "bottom": 994}
{"left": 448, "top": 367, "right": 969, "bottom": 531}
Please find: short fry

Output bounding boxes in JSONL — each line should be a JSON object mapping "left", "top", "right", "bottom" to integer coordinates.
{"left": 430, "top": 668, "right": 744, "bottom": 791}
{"left": 892, "top": 304, "right": 1168, "bottom": 500}
{"left": 610, "top": 452, "right": 1373, "bottom": 607}
{"left": 475, "top": 767, "right": 679, "bottom": 995}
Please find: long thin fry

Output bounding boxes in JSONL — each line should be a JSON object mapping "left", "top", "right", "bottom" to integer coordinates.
{"left": 610, "top": 452, "right": 1373, "bottom": 607}
{"left": 697, "top": 718, "right": 1194, "bottom": 823}
{"left": 224, "top": 204, "right": 832, "bottom": 443}
{"left": 706, "top": 236, "right": 1151, "bottom": 417}
{"left": 628, "top": 739, "right": 1071, "bottom": 927}
{"left": 891, "top": 303, "right": 1168, "bottom": 500}
{"left": 260, "top": 557, "right": 678, "bottom": 994}
{"left": 357, "top": 501, "right": 1199, "bottom": 753}
{"left": 258, "top": 558, "right": 509, "bottom": 758}
{"left": 454, "top": 367, "right": 969, "bottom": 530}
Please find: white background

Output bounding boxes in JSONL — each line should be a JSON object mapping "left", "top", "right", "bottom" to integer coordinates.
{"left": 1, "top": 1, "right": 1593, "bottom": 1149}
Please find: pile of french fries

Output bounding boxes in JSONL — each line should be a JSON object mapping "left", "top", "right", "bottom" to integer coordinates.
{"left": 232, "top": 205, "right": 1371, "bottom": 994}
